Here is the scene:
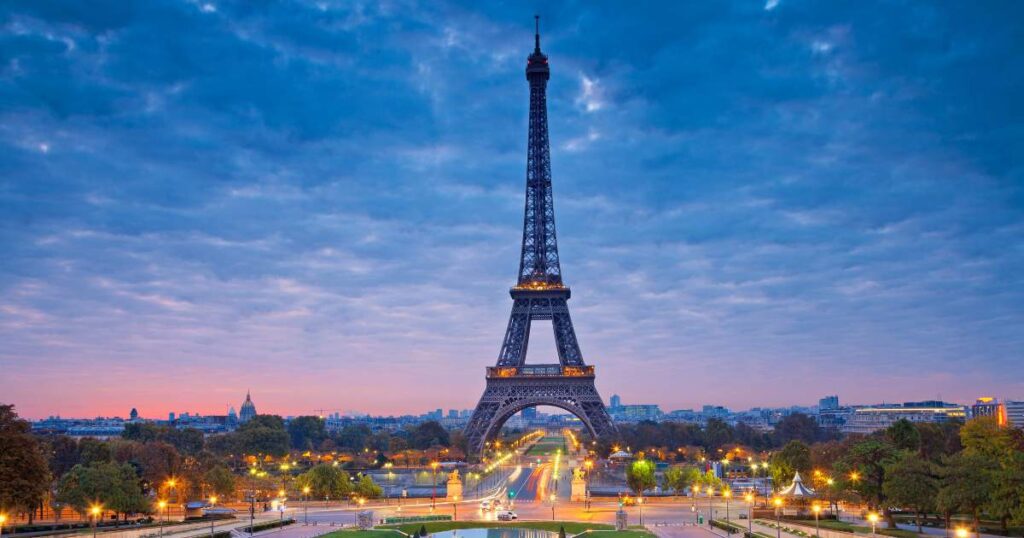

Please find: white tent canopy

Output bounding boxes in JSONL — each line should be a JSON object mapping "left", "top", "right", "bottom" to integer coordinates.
{"left": 778, "top": 471, "right": 816, "bottom": 497}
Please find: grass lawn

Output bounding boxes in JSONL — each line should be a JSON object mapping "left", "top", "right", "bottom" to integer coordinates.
{"left": 525, "top": 437, "right": 567, "bottom": 457}
{"left": 361, "top": 520, "right": 653, "bottom": 538}
{"left": 779, "top": 519, "right": 918, "bottom": 538}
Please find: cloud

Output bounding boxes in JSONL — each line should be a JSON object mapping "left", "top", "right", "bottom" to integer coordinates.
{"left": 0, "top": 1, "right": 1022, "bottom": 417}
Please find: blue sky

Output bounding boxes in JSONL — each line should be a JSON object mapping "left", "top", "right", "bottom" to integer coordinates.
{"left": 1, "top": 1, "right": 1022, "bottom": 419}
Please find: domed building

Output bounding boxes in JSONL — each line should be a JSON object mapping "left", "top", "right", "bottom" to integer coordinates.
{"left": 239, "top": 390, "right": 257, "bottom": 423}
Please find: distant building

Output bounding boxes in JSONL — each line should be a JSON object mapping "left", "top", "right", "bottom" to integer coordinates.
{"left": 971, "top": 397, "right": 1007, "bottom": 426}
{"left": 610, "top": 394, "right": 622, "bottom": 409}
{"left": 521, "top": 407, "right": 538, "bottom": 420}
{"left": 842, "top": 401, "right": 966, "bottom": 434}
{"left": 448, "top": 409, "right": 458, "bottom": 419}
{"left": 609, "top": 404, "right": 663, "bottom": 423}
{"left": 1005, "top": 401, "right": 1024, "bottom": 430}
{"left": 227, "top": 406, "right": 238, "bottom": 425}
{"left": 129, "top": 408, "right": 139, "bottom": 421}
{"left": 819, "top": 396, "right": 839, "bottom": 411}
{"left": 169, "top": 412, "right": 175, "bottom": 422}
{"left": 239, "top": 391, "right": 257, "bottom": 423}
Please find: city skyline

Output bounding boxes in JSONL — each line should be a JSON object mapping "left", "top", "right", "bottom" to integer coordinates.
{"left": 2, "top": 2, "right": 1023, "bottom": 420}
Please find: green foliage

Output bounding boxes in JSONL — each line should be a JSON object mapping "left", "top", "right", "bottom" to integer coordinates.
{"left": 409, "top": 421, "right": 450, "bottom": 449}
{"left": 836, "top": 438, "right": 897, "bottom": 509}
{"left": 774, "top": 414, "right": 831, "bottom": 445}
{"left": 233, "top": 414, "right": 290, "bottom": 457}
{"left": 79, "top": 438, "right": 114, "bottom": 465}
{"left": 662, "top": 466, "right": 701, "bottom": 493}
{"left": 204, "top": 465, "right": 237, "bottom": 499}
{"left": 885, "top": 420, "right": 921, "bottom": 452}
{"left": 354, "top": 473, "right": 383, "bottom": 498}
{"left": 55, "top": 461, "right": 151, "bottom": 517}
{"left": 883, "top": 451, "right": 937, "bottom": 530}
{"left": 288, "top": 416, "right": 327, "bottom": 451}
{"left": 698, "top": 469, "right": 723, "bottom": 490}
{"left": 0, "top": 404, "right": 51, "bottom": 521}
{"left": 123, "top": 423, "right": 203, "bottom": 454}
{"left": 770, "top": 440, "right": 812, "bottom": 488}
{"left": 626, "top": 458, "right": 656, "bottom": 495}
{"left": 295, "top": 463, "right": 351, "bottom": 499}
{"left": 936, "top": 451, "right": 994, "bottom": 528}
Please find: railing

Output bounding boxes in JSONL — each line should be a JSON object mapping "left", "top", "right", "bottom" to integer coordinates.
{"left": 486, "top": 365, "right": 595, "bottom": 378}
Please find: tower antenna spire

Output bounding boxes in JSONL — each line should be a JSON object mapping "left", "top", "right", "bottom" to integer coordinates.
{"left": 534, "top": 14, "right": 541, "bottom": 52}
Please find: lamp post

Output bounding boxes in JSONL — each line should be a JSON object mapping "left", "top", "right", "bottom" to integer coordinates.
{"left": 208, "top": 496, "right": 218, "bottom": 537}
{"left": 773, "top": 498, "right": 783, "bottom": 538}
{"left": 453, "top": 495, "right": 459, "bottom": 521}
{"left": 247, "top": 468, "right": 257, "bottom": 536}
{"left": 707, "top": 486, "right": 714, "bottom": 527}
{"left": 550, "top": 493, "right": 557, "bottom": 521}
{"left": 745, "top": 493, "right": 754, "bottom": 535}
{"left": 812, "top": 504, "right": 821, "bottom": 538}
{"left": 278, "top": 490, "right": 286, "bottom": 528}
{"left": 90, "top": 504, "right": 102, "bottom": 538}
{"left": 692, "top": 483, "right": 699, "bottom": 523}
{"left": 724, "top": 490, "right": 731, "bottom": 529}
{"left": 1, "top": 513, "right": 8, "bottom": 538}
{"left": 637, "top": 496, "right": 644, "bottom": 526}
{"left": 431, "top": 461, "right": 440, "bottom": 509}
{"left": 303, "top": 486, "right": 310, "bottom": 525}
{"left": 956, "top": 527, "right": 969, "bottom": 538}
{"left": 157, "top": 500, "right": 167, "bottom": 538}
{"left": 868, "top": 513, "right": 879, "bottom": 538}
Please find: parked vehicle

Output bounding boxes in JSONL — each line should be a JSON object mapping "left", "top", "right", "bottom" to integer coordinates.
{"left": 497, "top": 510, "right": 518, "bottom": 521}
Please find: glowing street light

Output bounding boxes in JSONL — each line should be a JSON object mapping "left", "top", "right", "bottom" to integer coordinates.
{"left": 303, "top": 486, "right": 311, "bottom": 525}
{"left": 868, "top": 513, "right": 880, "bottom": 538}
{"left": 956, "top": 528, "right": 969, "bottom": 538}
{"left": 812, "top": 503, "right": 822, "bottom": 538}
{"left": 90, "top": 505, "right": 103, "bottom": 538}
{"left": 744, "top": 493, "right": 754, "bottom": 535}
{"left": 0, "top": 513, "right": 8, "bottom": 538}
{"left": 772, "top": 498, "right": 783, "bottom": 538}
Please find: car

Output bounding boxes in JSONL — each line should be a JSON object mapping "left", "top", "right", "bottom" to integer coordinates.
{"left": 497, "top": 510, "right": 518, "bottom": 521}
{"left": 480, "top": 500, "right": 492, "bottom": 510}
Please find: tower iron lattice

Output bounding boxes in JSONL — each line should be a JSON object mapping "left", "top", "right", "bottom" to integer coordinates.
{"left": 464, "top": 17, "right": 617, "bottom": 459}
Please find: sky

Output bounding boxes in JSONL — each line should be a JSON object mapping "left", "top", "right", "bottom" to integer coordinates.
{"left": 1, "top": 1, "right": 1023, "bottom": 420}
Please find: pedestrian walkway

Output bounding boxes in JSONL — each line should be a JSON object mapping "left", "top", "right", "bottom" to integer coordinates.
{"left": 648, "top": 525, "right": 721, "bottom": 538}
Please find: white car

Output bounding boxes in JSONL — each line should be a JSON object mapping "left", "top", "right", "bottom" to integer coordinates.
{"left": 497, "top": 510, "right": 518, "bottom": 521}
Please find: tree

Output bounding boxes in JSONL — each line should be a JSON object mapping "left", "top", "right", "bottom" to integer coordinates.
{"left": 774, "top": 414, "right": 825, "bottom": 445}
{"left": 409, "top": 422, "right": 450, "bottom": 450}
{"left": 662, "top": 466, "right": 701, "bottom": 495}
{"left": 79, "top": 438, "right": 113, "bottom": 465}
{"left": 770, "top": 440, "right": 811, "bottom": 489}
{"left": 295, "top": 464, "right": 351, "bottom": 500}
{"left": 885, "top": 419, "right": 921, "bottom": 452}
{"left": 354, "top": 474, "right": 383, "bottom": 498}
{"left": 703, "top": 420, "right": 734, "bottom": 452}
{"left": 626, "top": 459, "right": 656, "bottom": 495}
{"left": 234, "top": 415, "right": 290, "bottom": 457}
{"left": 132, "top": 441, "right": 182, "bottom": 488}
{"left": 883, "top": 452, "right": 937, "bottom": 532}
{"left": 288, "top": 416, "right": 326, "bottom": 451}
{"left": 55, "top": 462, "right": 151, "bottom": 522}
{"left": 204, "top": 466, "right": 237, "bottom": 500}
{"left": 0, "top": 404, "right": 51, "bottom": 523}
{"left": 936, "top": 452, "right": 995, "bottom": 532}
{"left": 836, "top": 438, "right": 897, "bottom": 526}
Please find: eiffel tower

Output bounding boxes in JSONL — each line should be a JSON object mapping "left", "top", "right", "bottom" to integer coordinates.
{"left": 464, "top": 17, "right": 617, "bottom": 458}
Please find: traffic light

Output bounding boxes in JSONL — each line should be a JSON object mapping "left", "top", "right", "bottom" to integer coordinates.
{"left": 508, "top": 490, "right": 515, "bottom": 499}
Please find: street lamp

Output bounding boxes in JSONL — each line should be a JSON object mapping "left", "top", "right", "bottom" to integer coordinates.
{"left": 157, "top": 500, "right": 167, "bottom": 538}
{"left": 208, "top": 496, "right": 218, "bottom": 538}
{"left": 303, "top": 486, "right": 311, "bottom": 525}
{"left": 707, "top": 486, "right": 714, "bottom": 526}
{"left": 744, "top": 493, "right": 754, "bottom": 535}
{"left": 868, "top": 513, "right": 880, "bottom": 538}
{"left": 247, "top": 468, "right": 257, "bottom": 535}
{"left": 724, "top": 489, "right": 731, "bottom": 527}
{"left": 0, "top": 513, "right": 7, "bottom": 538}
{"left": 637, "top": 496, "right": 644, "bottom": 526}
{"left": 956, "top": 527, "right": 969, "bottom": 538}
{"left": 90, "top": 504, "right": 102, "bottom": 538}
{"left": 431, "top": 461, "right": 440, "bottom": 509}
{"left": 773, "top": 498, "right": 783, "bottom": 538}
{"left": 812, "top": 503, "right": 821, "bottom": 538}
{"left": 453, "top": 495, "right": 459, "bottom": 521}
{"left": 550, "top": 493, "right": 557, "bottom": 521}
